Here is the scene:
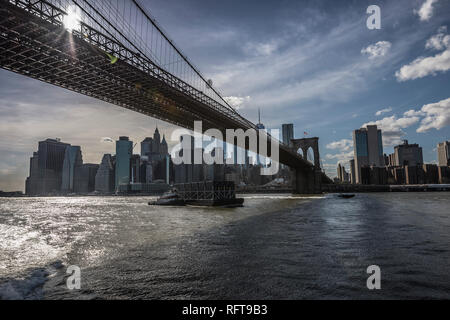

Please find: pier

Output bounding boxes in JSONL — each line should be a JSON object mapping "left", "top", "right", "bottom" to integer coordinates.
{"left": 323, "top": 184, "right": 450, "bottom": 193}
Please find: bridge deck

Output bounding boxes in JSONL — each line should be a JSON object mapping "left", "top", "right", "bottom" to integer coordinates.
{"left": 0, "top": 0, "right": 312, "bottom": 169}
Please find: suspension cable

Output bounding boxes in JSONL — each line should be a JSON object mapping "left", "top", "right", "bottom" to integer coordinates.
{"left": 131, "top": 0, "right": 244, "bottom": 117}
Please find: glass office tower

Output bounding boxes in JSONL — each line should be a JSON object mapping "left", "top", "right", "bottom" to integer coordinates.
{"left": 353, "top": 125, "right": 384, "bottom": 184}
{"left": 115, "top": 136, "right": 133, "bottom": 191}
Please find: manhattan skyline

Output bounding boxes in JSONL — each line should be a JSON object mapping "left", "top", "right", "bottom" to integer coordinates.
{"left": 1, "top": 0, "right": 449, "bottom": 191}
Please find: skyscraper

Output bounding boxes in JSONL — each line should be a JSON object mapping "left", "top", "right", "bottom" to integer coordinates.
{"left": 95, "top": 154, "right": 115, "bottom": 193}
{"left": 350, "top": 159, "right": 356, "bottom": 184}
{"left": 35, "top": 138, "right": 70, "bottom": 194}
{"left": 256, "top": 109, "right": 265, "bottom": 166}
{"left": 152, "top": 127, "right": 161, "bottom": 154}
{"left": 25, "top": 152, "right": 39, "bottom": 195}
{"left": 74, "top": 163, "right": 99, "bottom": 194}
{"left": 131, "top": 154, "right": 141, "bottom": 183}
{"left": 115, "top": 136, "right": 133, "bottom": 190}
{"left": 61, "top": 146, "right": 83, "bottom": 192}
{"left": 337, "top": 164, "right": 349, "bottom": 183}
{"left": 204, "top": 147, "right": 225, "bottom": 182}
{"left": 437, "top": 141, "right": 450, "bottom": 166}
{"left": 160, "top": 135, "right": 168, "bottom": 156}
{"left": 140, "top": 129, "right": 171, "bottom": 184}
{"left": 141, "top": 137, "right": 153, "bottom": 157}
{"left": 244, "top": 149, "right": 250, "bottom": 168}
{"left": 353, "top": 125, "right": 384, "bottom": 184}
{"left": 174, "top": 134, "right": 194, "bottom": 183}
{"left": 282, "top": 124, "right": 294, "bottom": 147}
{"left": 224, "top": 142, "right": 238, "bottom": 165}
{"left": 256, "top": 108, "right": 265, "bottom": 130}
{"left": 393, "top": 140, "right": 423, "bottom": 166}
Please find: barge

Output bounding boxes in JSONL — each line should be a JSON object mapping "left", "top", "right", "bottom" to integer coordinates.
{"left": 149, "top": 181, "right": 244, "bottom": 208}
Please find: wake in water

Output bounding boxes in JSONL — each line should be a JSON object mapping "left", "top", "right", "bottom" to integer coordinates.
{"left": 0, "top": 261, "right": 65, "bottom": 300}
{"left": 1, "top": 194, "right": 450, "bottom": 299}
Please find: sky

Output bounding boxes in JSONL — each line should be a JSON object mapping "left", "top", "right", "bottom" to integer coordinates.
{"left": 1, "top": 0, "right": 449, "bottom": 191}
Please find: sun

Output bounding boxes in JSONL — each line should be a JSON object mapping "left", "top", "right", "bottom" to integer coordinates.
{"left": 63, "top": 6, "right": 81, "bottom": 32}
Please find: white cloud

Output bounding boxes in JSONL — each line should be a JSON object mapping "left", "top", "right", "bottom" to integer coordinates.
{"left": 375, "top": 107, "right": 393, "bottom": 116}
{"left": 244, "top": 41, "right": 279, "bottom": 56}
{"left": 416, "top": 0, "right": 439, "bottom": 21}
{"left": 403, "top": 109, "right": 424, "bottom": 117}
{"left": 326, "top": 139, "right": 353, "bottom": 152}
{"left": 393, "top": 97, "right": 450, "bottom": 134}
{"left": 416, "top": 97, "right": 450, "bottom": 132}
{"left": 361, "top": 41, "right": 392, "bottom": 59}
{"left": 325, "top": 151, "right": 354, "bottom": 164}
{"left": 426, "top": 26, "right": 450, "bottom": 50}
{"left": 363, "top": 115, "right": 420, "bottom": 146}
{"left": 322, "top": 162, "right": 344, "bottom": 178}
{"left": 205, "top": 2, "right": 431, "bottom": 130}
{"left": 395, "top": 51, "right": 450, "bottom": 81}
{"left": 208, "top": 17, "right": 409, "bottom": 117}
{"left": 101, "top": 137, "right": 114, "bottom": 143}
{"left": 396, "top": 27, "right": 450, "bottom": 81}
{"left": 325, "top": 139, "right": 354, "bottom": 168}
{"left": 224, "top": 96, "right": 251, "bottom": 110}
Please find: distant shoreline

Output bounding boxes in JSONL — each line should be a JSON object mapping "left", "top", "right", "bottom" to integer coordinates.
{"left": 2, "top": 185, "right": 450, "bottom": 198}
{"left": 322, "top": 184, "right": 450, "bottom": 193}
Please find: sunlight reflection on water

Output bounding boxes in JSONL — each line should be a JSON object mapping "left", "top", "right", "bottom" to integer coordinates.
{"left": 1, "top": 193, "right": 449, "bottom": 299}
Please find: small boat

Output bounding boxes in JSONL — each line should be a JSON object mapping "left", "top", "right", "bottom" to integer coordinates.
{"left": 149, "top": 191, "right": 185, "bottom": 206}
{"left": 338, "top": 194, "right": 356, "bottom": 199}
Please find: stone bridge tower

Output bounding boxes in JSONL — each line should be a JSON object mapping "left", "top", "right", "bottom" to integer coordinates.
{"left": 290, "top": 137, "right": 322, "bottom": 194}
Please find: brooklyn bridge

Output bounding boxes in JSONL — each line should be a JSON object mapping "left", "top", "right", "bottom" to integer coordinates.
{"left": 0, "top": 0, "right": 330, "bottom": 193}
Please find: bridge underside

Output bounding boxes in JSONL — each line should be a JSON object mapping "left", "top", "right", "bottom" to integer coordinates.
{"left": 0, "top": 0, "right": 322, "bottom": 194}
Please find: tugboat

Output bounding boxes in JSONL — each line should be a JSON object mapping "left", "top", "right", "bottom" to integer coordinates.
{"left": 148, "top": 189, "right": 185, "bottom": 206}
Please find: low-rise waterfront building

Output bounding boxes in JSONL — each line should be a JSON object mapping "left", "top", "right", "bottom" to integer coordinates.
{"left": 438, "top": 166, "right": 450, "bottom": 184}
{"left": 393, "top": 140, "right": 423, "bottom": 167}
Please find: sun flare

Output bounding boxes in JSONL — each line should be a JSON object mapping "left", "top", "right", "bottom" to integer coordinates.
{"left": 63, "top": 6, "right": 81, "bottom": 32}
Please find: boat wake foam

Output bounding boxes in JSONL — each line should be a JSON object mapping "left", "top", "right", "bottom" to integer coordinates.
{"left": 0, "top": 261, "right": 64, "bottom": 300}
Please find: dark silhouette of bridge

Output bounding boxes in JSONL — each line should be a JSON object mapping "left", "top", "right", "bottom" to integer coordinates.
{"left": 0, "top": 0, "right": 327, "bottom": 193}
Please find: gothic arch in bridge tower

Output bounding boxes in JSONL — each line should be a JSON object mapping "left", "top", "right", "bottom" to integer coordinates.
{"left": 291, "top": 137, "right": 321, "bottom": 169}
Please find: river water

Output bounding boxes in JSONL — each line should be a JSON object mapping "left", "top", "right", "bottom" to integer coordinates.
{"left": 0, "top": 193, "right": 449, "bottom": 300}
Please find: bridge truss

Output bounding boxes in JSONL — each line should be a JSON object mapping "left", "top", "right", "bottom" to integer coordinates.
{"left": 0, "top": 0, "right": 313, "bottom": 170}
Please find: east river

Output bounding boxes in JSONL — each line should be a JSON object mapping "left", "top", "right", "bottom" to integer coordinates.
{"left": 0, "top": 193, "right": 449, "bottom": 299}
